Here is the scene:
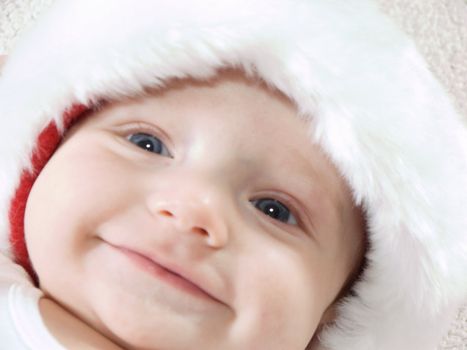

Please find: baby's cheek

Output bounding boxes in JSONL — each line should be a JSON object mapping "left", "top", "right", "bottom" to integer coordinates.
{"left": 54, "top": 138, "right": 139, "bottom": 227}
{"left": 230, "top": 251, "right": 322, "bottom": 349}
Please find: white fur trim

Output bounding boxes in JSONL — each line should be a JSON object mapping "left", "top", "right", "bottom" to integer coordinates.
{"left": 0, "top": 0, "right": 466, "bottom": 349}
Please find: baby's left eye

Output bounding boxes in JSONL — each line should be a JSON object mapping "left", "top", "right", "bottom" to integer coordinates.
{"left": 251, "top": 198, "right": 298, "bottom": 225}
{"left": 127, "top": 132, "right": 171, "bottom": 157}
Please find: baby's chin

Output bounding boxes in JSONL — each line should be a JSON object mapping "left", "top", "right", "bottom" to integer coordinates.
{"left": 81, "top": 286, "right": 311, "bottom": 350}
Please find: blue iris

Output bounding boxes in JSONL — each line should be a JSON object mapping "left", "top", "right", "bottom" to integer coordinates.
{"left": 252, "top": 198, "right": 293, "bottom": 224}
{"left": 128, "top": 133, "right": 164, "bottom": 154}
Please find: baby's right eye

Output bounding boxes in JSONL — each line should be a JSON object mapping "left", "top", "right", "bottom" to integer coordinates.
{"left": 127, "top": 133, "right": 171, "bottom": 157}
{"left": 251, "top": 198, "right": 298, "bottom": 225}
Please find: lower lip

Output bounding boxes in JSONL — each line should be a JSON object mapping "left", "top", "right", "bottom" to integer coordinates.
{"left": 110, "top": 245, "right": 216, "bottom": 302}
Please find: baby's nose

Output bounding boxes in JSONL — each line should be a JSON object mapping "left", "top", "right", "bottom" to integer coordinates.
{"left": 148, "top": 195, "right": 229, "bottom": 248}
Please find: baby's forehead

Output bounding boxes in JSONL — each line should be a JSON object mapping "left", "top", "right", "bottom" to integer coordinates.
{"left": 116, "top": 69, "right": 295, "bottom": 110}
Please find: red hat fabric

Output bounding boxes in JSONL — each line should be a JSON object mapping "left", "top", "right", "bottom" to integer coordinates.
{"left": 8, "top": 105, "right": 87, "bottom": 282}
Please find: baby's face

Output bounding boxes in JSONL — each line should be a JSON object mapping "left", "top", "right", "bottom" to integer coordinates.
{"left": 24, "top": 72, "right": 364, "bottom": 350}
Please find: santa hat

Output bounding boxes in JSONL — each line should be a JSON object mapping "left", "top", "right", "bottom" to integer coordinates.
{"left": 0, "top": 1, "right": 466, "bottom": 349}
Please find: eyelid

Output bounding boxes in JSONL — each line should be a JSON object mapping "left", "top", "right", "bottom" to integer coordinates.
{"left": 116, "top": 121, "right": 174, "bottom": 156}
{"left": 253, "top": 191, "right": 316, "bottom": 237}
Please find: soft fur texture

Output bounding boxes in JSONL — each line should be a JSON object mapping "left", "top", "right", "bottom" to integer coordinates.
{"left": 0, "top": 1, "right": 466, "bottom": 349}
{"left": 0, "top": 0, "right": 54, "bottom": 54}
{"left": 377, "top": 0, "right": 467, "bottom": 125}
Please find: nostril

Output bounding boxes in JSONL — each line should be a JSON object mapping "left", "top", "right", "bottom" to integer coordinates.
{"left": 154, "top": 208, "right": 210, "bottom": 237}
{"left": 158, "top": 210, "right": 174, "bottom": 217}
{"left": 192, "top": 227, "right": 209, "bottom": 236}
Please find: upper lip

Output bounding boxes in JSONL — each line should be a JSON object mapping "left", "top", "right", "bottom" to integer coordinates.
{"left": 107, "top": 241, "right": 227, "bottom": 306}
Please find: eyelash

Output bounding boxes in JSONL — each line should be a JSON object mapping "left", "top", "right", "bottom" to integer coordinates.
{"left": 250, "top": 198, "right": 298, "bottom": 226}
{"left": 127, "top": 132, "right": 172, "bottom": 157}
{"left": 123, "top": 123, "right": 173, "bottom": 158}
{"left": 125, "top": 127, "right": 302, "bottom": 227}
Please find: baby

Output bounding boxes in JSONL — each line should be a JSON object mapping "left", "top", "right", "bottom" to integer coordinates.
{"left": 23, "top": 71, "right": 365, "bottom": 349}
{"left": 1, "top": 0, "right": 466, "bottom": 350}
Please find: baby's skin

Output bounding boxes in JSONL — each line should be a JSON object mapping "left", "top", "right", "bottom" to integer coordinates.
{"left": 25, "top": 70, "right": 365, "bottom": 349}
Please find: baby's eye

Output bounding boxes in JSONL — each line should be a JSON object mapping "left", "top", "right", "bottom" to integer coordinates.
{"left": 251, "top": 198, "right": 298, "bottom": 225}
{"left": 127, "top": 132, "right": 171, "bottom": 157}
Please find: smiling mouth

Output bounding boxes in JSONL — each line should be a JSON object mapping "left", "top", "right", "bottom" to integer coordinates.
{"left": 109, "top": 244, "right": 220, "bottom": 303}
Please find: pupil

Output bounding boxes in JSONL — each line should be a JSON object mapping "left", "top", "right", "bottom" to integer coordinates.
{"left": 129, "top": 133, "right": 162, "bottom": 153}
{"left": 265, "top": 203, "right": 280, "bottom": 218}
{"left": 138, "top": 139, "right": 154, "bottom": 151}
{"left": 255, "top": 198, "right": 290, "bottom": 222}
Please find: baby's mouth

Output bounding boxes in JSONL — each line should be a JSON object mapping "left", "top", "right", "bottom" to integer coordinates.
{"left": 106, "top": 243, "right": 223, "bottom": 304}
